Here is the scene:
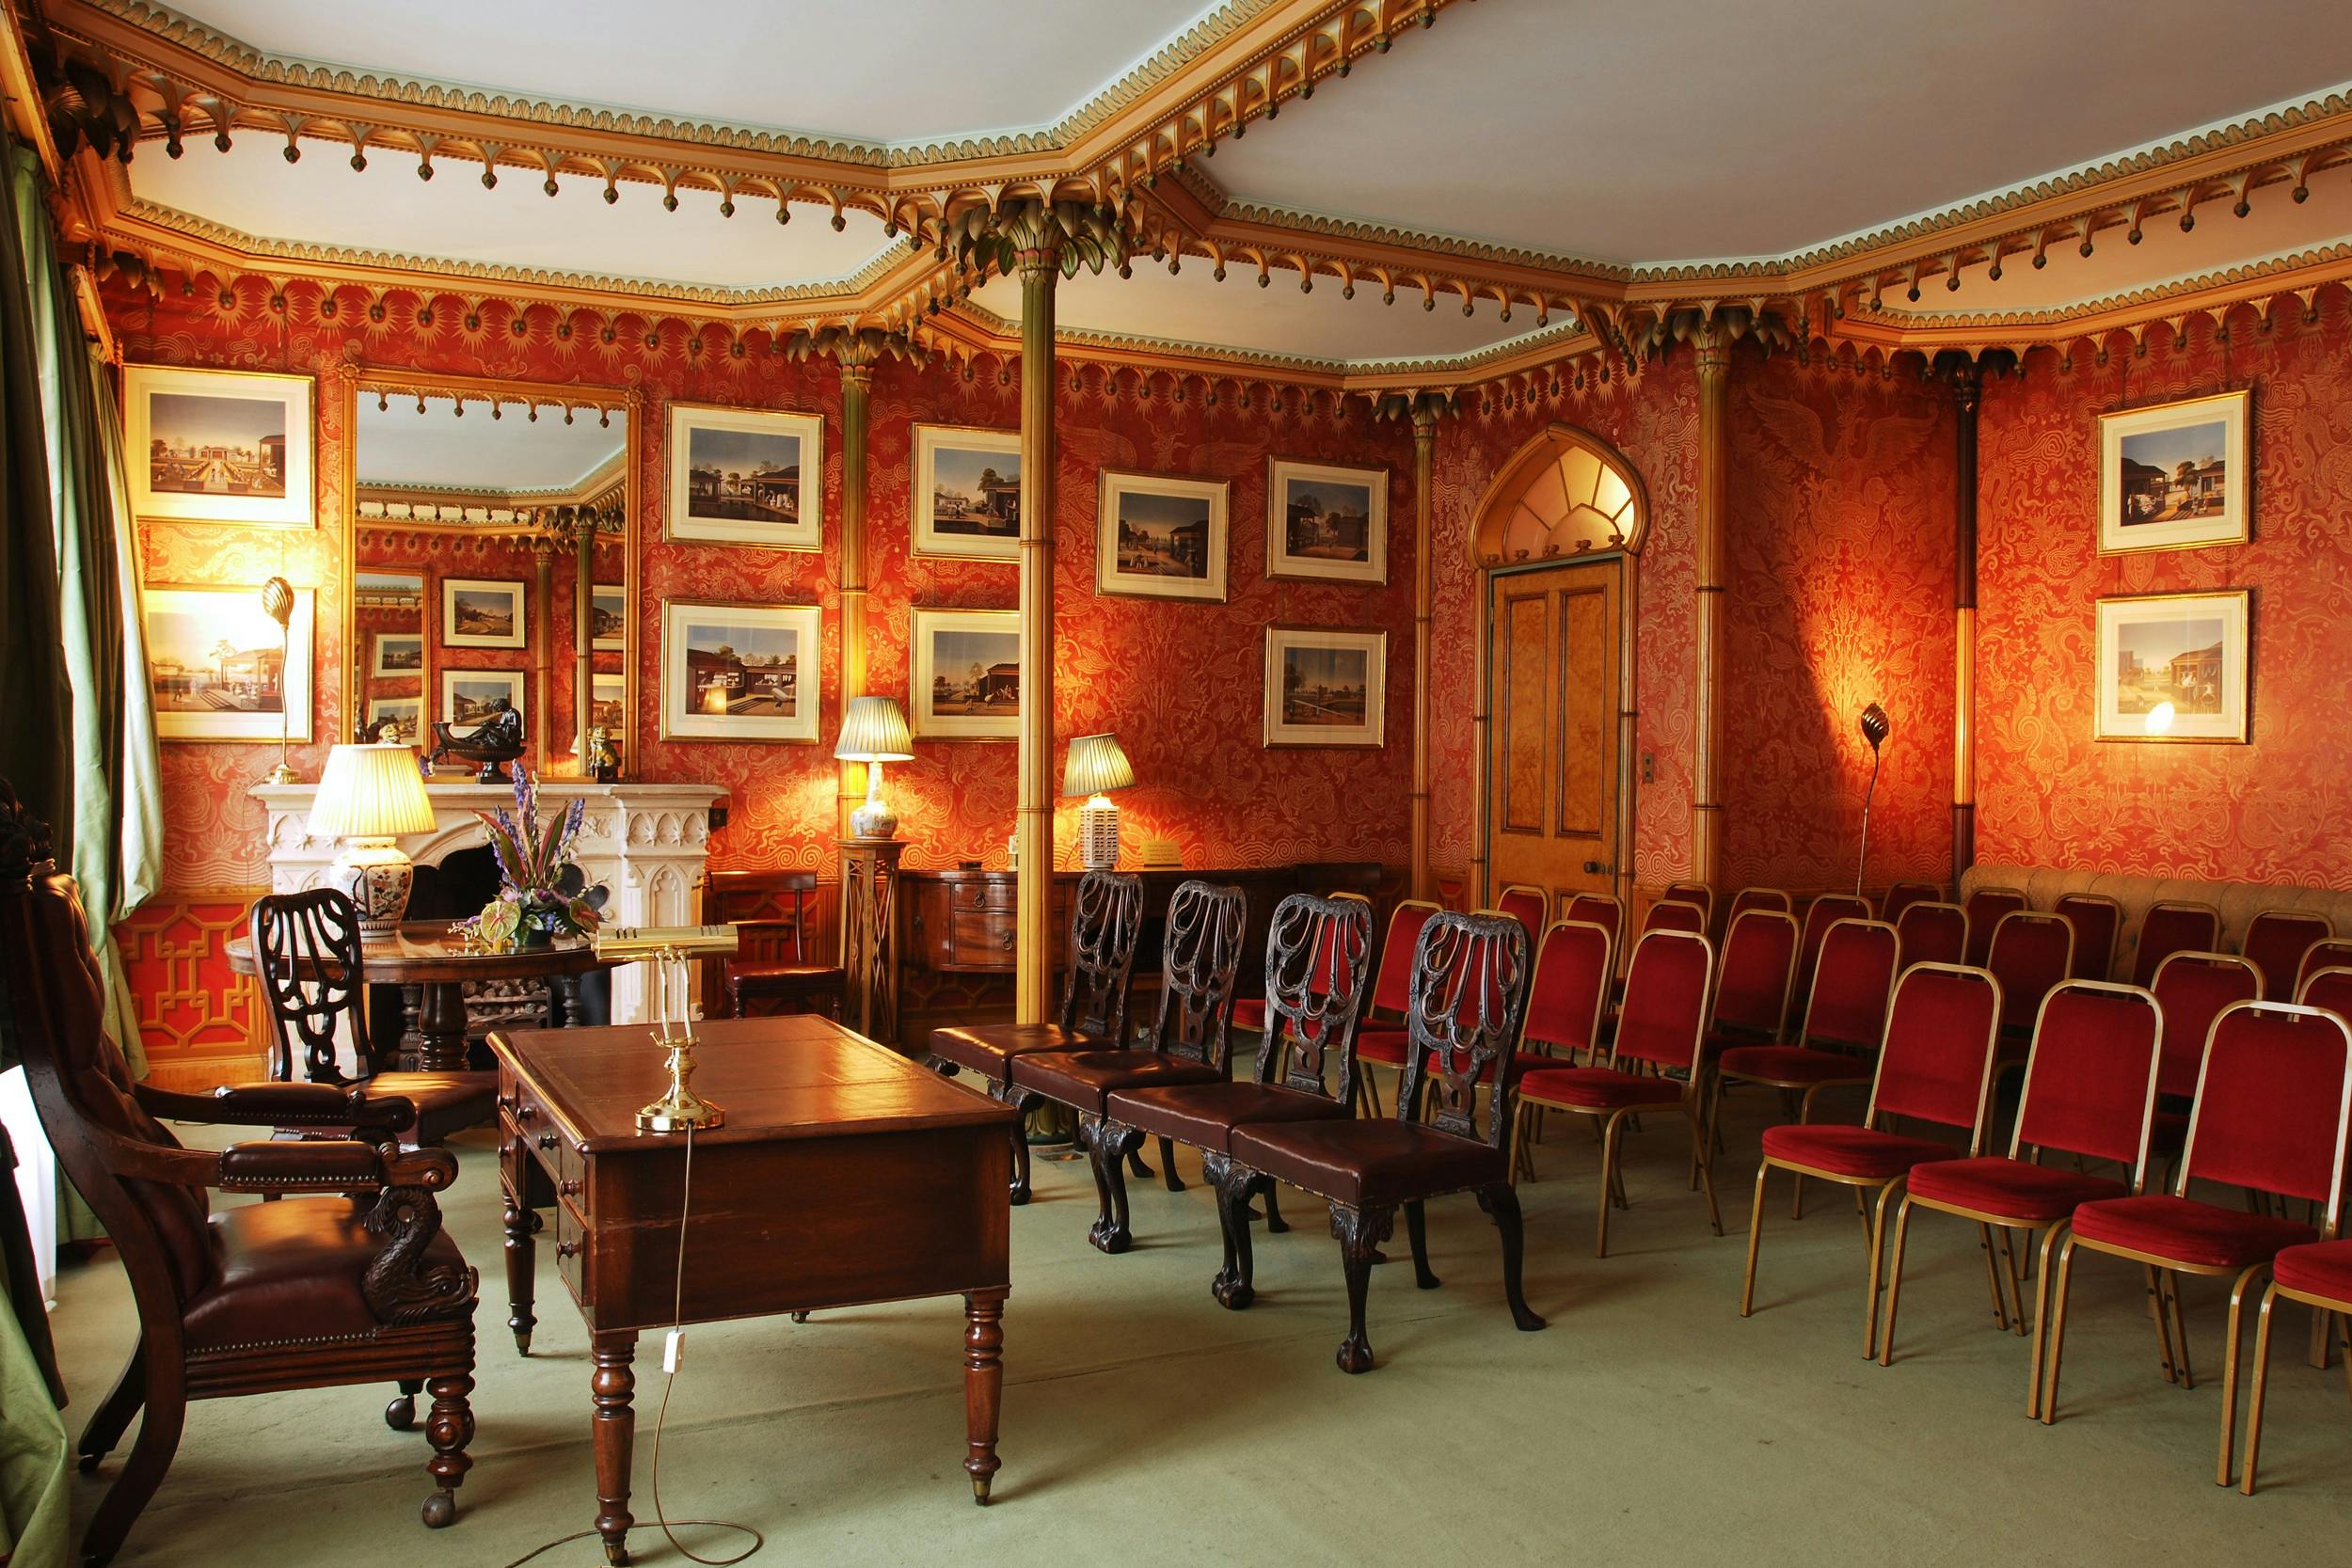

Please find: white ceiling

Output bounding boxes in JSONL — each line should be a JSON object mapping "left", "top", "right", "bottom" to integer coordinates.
{"left": 967, "top": 261, "right": 1545, "bottom": 365}
{"left": 166, "top": 0, "right": 1222, "bottom": 146}
{"left": 1209, "top": 0, "right": 2352, "bottom": 265}
{"left": 131, "top": 137, "right": 898, "bottom": 292}
{"left": 356, "top": 395, "right": 625, "bottom": 492}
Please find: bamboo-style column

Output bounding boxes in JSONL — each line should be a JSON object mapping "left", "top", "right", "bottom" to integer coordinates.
{"left": 836, "top": 356, "right": 876, "bottom": 839}
{"left": 1011, "top": 221, "right": 1062, "bottom": 1026}
{"left": 1945, "top": 354, "right": 1983, "bottom": 888}
{"left": 1408, "top": 394, "right": 1446, "bottom": 903}
{"left": 1688, "top": 321, "right": 1733, "bottom": 895}
{"left": 530, "top": 529, "right": 557, "bottom": 774}
{"left": 570, "top": 508, "right": 597, "bottom": 769}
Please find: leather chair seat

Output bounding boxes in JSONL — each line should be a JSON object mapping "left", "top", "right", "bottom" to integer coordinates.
{"left": 1904, "top": 1155, "right": 2128, "bottom": 1224}
{"left": 368, "top": 1070, "right": 497, "bottom": 1139}
{"left": 1104, "top": 1080, "right": 1351, "bottom": 1153}
{"left": 1716, "top": 1043, "right": 1872, "bottom": 1087}
{"left": 2273, "top": 1240, "right": 2352, "bottom": 1303}
{"left": 183, "top": 1196, "right": 469, "bottom": 1353}
{"left": 929, "top": 1022, "right": 1105, "bottom": 1084}
{"left": 2070, "top": 1194, "right": 2316, "bottom": 1271}
{"left": 1758, "top": 1123, "right": 1960, "bottom": 1180}
{"left": 1515, "top": 1065, "right": 1682, "bottom": 1113}
{"left": 1007, "top": 1051, "right": 1222, "bottom": 1117}
{"left": 1228, "top": 1118, "right": 1505, "bottom": 1208}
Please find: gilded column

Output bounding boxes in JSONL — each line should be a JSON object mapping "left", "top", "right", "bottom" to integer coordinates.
{"left": 836, "top": 356, "right": 876, "bottom": 839}
{"left": 529, "top": 526, "right": 557, "bottom": 774}
{"left": 570, "top": 509, "right": 597, "bottom": 770}
{"left": 1012, "top": 220, "right": 1061, "bottom": 1026}
{"left": 1408, "top": 395, "right": 1444, "bottom": 904}
{"left": 1689, "top": 322, "right": 1732, "bottom": 895}
{"left": 1946, "top": 355, "right": 1982, "bottom": 890}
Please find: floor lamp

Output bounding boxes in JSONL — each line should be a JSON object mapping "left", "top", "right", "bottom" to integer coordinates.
{"left": 1854, "top": 703, "right": 1889, "bottom": 899}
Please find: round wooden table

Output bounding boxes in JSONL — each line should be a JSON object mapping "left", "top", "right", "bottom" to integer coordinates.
{"left": 227, "top": 921, "right": 612, "bottom": 1073}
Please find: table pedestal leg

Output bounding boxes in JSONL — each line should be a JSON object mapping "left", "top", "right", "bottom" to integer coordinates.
{"left": 502, "top": 1183, "right": 535, "bottom": 1355}
{"left": 961, "top": 1289, "right": 1006, "bottom": 1503}
{"left": 418, "top": 981, "right": 469, "bottom": 1074}
{"left": 591, "top": 1330, "right": 637, "bottom": 1564}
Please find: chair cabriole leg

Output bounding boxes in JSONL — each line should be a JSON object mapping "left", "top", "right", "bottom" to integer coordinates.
{"left": 1204, "top": 1152, "right": 1257, "bottom": 1309}
{"left": 1331, "top": 1202, "right": 1395, "bottom": 1373}
{"left": 1404, "top": 1199, "right": 1441, "bottom": 1290}
{"left": 1488, "top": 1182, "right": 1546, "bottom": 1332}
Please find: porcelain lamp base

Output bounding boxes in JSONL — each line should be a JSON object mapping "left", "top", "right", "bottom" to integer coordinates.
{"left": 1078, "top": 797, "right": 1120, "bottom": 871}
{"left": 333, "top": 837, "right": 414, "bottom": 932}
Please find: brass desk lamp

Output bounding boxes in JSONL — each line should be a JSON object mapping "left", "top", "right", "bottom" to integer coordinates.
{"left": 592, "top": 924, "right": 740, "bottom": 1132}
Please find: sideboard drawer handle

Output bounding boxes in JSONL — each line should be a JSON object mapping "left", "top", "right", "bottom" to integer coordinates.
{"left": 556, "top": 1241, "right": 580, "bottom": 1259}
{"left": 537, "top": 1132, "right": 558, "bottom": 1151}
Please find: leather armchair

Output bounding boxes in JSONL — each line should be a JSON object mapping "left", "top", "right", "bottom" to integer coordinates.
{"left": 0, "top": 784, "right": 479, "bottom": 1568}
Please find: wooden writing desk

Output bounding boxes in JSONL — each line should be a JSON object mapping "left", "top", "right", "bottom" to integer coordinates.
{"left": 487, "top": 1015, "right": 1016, "bottom": 1564}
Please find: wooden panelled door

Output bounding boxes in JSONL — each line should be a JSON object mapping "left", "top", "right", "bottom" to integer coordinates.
{"left": 1486, "top": 560, "right": 1622, "bottom": 913}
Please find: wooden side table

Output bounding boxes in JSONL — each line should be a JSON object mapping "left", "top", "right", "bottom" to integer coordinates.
{"left": 838, "top": 836, "right": 906, "bottom": 1045}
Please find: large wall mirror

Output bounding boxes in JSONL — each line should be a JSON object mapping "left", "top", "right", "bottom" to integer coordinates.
{"left": 341, "top": 372, "right": 638, "bottom": 781}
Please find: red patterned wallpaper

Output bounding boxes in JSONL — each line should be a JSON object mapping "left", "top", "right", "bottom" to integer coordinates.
{"left": 1974, "top": 286, "right": 2352, "bottom": 888}
{"left": 1427, "top": 353, "right": 1701, "bottom": 884}
{"left": 1723, "top": 345, "right": 1957, "bottom": 893}
{"left": 104, "top": 277, "right": 1416, "bottom": 894}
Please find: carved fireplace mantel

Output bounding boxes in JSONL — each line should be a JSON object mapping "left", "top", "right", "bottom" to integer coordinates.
{"left": 250, "top": 780, "right": 725, "bottom": 1025}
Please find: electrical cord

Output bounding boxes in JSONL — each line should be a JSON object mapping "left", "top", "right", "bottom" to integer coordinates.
{"left": 501, "top": 1120, "right": 764, "bottom": 1567}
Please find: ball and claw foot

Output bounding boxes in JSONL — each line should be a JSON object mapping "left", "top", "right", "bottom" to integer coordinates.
{"left": 1087, "top": 1221, "right": 1133, "bottom": 1256}
{"left": 421, "top": 1490, "right": 455, "bottom": 1528}
{"left": 1210, "top": 1269, "right": 1254, "bottom": 1310}
{"left": 385, "top": 1394, "right": 417, "bottom": 1431}
{"left": 1336, "top": 1334, "right": 1376, "bottom": 1374}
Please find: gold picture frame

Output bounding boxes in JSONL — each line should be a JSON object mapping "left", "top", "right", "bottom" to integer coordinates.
{"left": 123, "top": 365, "right": 316, "bottom": 528}
{"left": 143, "top": 582, "right": 315, "bottom": 743}
{"left": 1097, "top": 470, "right": 1228, "bottom": 602}
{"left": 1263, "top": 625, "right": 1387, "bottom": 749}
{"left": 913, "top": 425, "right": 1021, "bottom": 562}
{"left": 2094, "top": 590, "right": 2249, "bottom": 743}
{"left": 910, "top": 607, "right": 1020, "bottom": 739}
{"left": 660, "top": 599, "right": 821, "bottom": 742}
{"left": 2098, "top": 388, "right": 2250, "bottom": 555}
{"left": 665, "top": 403, "right": 822, "bottom": 550}
{"left": 1267, "top": 457, "right": 1388, "bottom": 584}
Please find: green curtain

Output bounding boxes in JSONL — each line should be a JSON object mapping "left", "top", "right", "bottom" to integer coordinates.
{"left": 0, "top": 135, "right": 74, "bottom": 1568}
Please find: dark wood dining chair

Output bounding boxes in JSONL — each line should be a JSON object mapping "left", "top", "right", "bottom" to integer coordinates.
{"left": 249, "top": 888, "right": 498, "bottom": 1143}
{"left": 0, "top": 785, "right": 478, "bottom": 1568}
{"left": 705, "top": 867, "right": 847, "bottom": 1020}
{"left": 928, "top": 869, "right": 1145, "bottom": 1203}
{"left": 1219, "top": 909, "right": 1545, "bottom": 1372}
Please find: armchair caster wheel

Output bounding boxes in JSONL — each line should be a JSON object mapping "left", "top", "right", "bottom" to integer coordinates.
{"left": 604, "top": 1541, "right": 630, "bottom": 1565}
{"left": 790, "top": 1311, "right": 810, "bottom": 1323}
{"left": 385, "top": 1394, "right": 417, "bottom": 1431}
{"left": 421, "top": 1489, "right": 455, "bottom": 1528}
{"left": 972, "top": 1478, "right": 993, "bottom": 1505}
{"left": 512, "top": 1332, "right": 532, "bottom": 1356}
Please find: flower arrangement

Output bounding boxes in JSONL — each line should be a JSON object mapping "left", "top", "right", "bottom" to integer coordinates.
{"left": 458, "top": 772, "right": 609, "bottom": 947}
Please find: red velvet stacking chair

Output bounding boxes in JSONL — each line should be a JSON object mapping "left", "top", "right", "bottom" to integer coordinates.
{"left": 2131, "top": 900, "right": 2223, "bottom": 989}
{"left": 927, "top": 869, "right": 1143, "bottom": 1204}
{"left": 1496, "top": 884, "right": 1549, "bottom": 951}
{"left": 1009, "top": 880, "right": 1248, "bottom": 1254}
{"left": 1881, "top": 881, "right": 1940, "bottom": 923}
{"left": 2042, "top": 1001, "right": 2352, "bottom": 1492}
{"left": 1986, "top": 911, "right": 2074, "bottom": 1053}
{"left": 2147, "top": 952, "right": 2261, "bottom": 1160}
{"left": 1106, "top": 893, "right": 1375, "bottom": 1265}
{"left": 1709, "top": 917, "right": 1900, "bottom": 1213}
{"left": 1515, "top": 927, "right": 1721, "bottom": 1257}
{"left": 1796, "top": 894, "right": 1871, "bottom": 993}
{"left": 1962, "top": 886, "right": 2027, "bottom": 968}
{"left": 1878, "top": 981, "right": 2163, "bottom": 1418}
{"left": 2299, "top": 965, "right": 2352, "bottom": 1016}
{"left": 1514, "top": 919, "right": 1613, "bottom": 1075}
{"left": 2294, "top": 942, "right": 2352, "bottom": 1004}
{"left": 1342, "top": 897, "right": 1440, "bottom": 1117}
{"left": 2243, "top": 909, "right": 2334, "bottom": 1002}
{"left": 1740, "top": 962, "right": 2003, "bottom": 1359}
{"left": 1894, "top": 899, "right": 1968, "bottom": 972}
{"left": 1729, "top": 887, "right": 1793, "bottom": 924}
{"left": 1710, "top": 909, "right": 1801, "bottom": 1045}
{"left": 1663, "top": 881, "right": 1715, "bottom": 927}
{"left": 1642, "top": 897, "right": 1707, "bottom": 938}
{"left": 2055, "top": 892, "right": 2124, "bottom": 983}
{"left": 1219, "top": 910, "right": 1544, "bottom": 1372}
{"left": 1563, "top": 892, "right": 1623, "bottom": 966}
{"left": 2237, "top": 1239, "right": 2352, "bottom": 1493}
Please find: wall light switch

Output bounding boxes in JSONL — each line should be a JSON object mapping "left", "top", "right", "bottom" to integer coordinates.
{"left": 1641, "top": 752, "right": 1655, "bottom": 784}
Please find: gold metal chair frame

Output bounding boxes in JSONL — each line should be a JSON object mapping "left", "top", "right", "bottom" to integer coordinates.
{"left": 1876, "top": 979, "right": 2163, "bottom": 1421}
{"left": 2038, "top": 1000, "right": 2352, "bottom": 1494}
{"left": 1739, "top": 961, "right": 2004, "bottom": 1361}
{"left": 2237, "top": 1271, "right": 2352, "bottom": 1494}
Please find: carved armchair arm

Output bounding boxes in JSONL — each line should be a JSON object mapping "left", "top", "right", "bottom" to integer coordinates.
{"left": 135, "top": 1080, "right": 417, "bottom": 1132}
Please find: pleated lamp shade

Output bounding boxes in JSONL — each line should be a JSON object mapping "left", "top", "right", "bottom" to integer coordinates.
{"left": 833, "top": 696, "right": 915, "bottom": 762}
{"left": 1063, "top": 734, "right": 1134, "bottom": 871}
{"left": 309, "top": 743, "right": 436, "bottom": 929}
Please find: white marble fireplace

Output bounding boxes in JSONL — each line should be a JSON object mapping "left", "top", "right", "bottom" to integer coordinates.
{"left": 251, "top": 779, "right": 725, "bottom": 1025}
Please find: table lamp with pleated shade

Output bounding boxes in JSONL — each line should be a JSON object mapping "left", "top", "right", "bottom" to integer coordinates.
{"left": 834, "top": 696, "right": 916, "bottom": 839}
{"left": 309, "top": 742, "right": 437, "bottom": 929}
{"left": 1062, "top": 733, "right": 1135, "bottom": 871}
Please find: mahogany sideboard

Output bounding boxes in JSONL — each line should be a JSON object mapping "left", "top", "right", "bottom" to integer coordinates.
{"left": 894, "top": 862, "right": 1387, "bottom": 1045}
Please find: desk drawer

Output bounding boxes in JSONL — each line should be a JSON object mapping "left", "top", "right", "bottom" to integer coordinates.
{"left": 552, "top": 1193, "right": 594, "bottom": 1300}
{"left": 948, "top": 909, "right": 1019, "bottom": 966}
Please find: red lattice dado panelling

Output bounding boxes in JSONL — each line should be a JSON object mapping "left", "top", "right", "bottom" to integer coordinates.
{"left": 112, "top": 891, "right": 269, "bottom": 1093}
{"left": 1722, "top": 345, "right": 1957, "bottom": 894}
{"left": 1974, "top": 288, "right": 2352, "bottom": 887}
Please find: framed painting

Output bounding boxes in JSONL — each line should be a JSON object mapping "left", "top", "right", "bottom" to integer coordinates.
{"left": 666, "top": 403, "right": 822, "bottom": 549}
{"left": 910, "top": 608, "right": 1020, "bottom": 739}
{"left": 914, "top": 425, "right": 1021, "bottom": 562}
{"left": 2099, "top": 388, "right": 2250, "bottom": 555}
{"left": 122, "top": 365, "right": 314, "bottom": 528}
{"left": 371, "top": 633, "right": 423, "bottom": 676}
{"left": 441, "top": 670, "right": 525, "bottom": 733}
{"left": 589, "top": 673, "right": 626, "bottom": 733}
{"left": 591, "top": 586, "right": 627, "bottom": 651}
{"left": 1097, "top": 470, "right": 1228, "bottom": 602}
{"left": 1263, "top": 626, "right": 1387, "bottom": 749}
{"left": 365, "top": 695, "right": 421, "bottom": 744}
{"left": 660, "top": 600, "right": 821, "bottom": 741}
{"left": 441, "top": 578, "right": 526, "bottom": 649}
{"left": 2094, "top": 590, "right": 2249, "bottom": 743}
{"left": 143, "top": 583, "right": 314, "bottom": 743}
{"left": 1267, "top": 457, "right": 1387, "bottom": 584}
